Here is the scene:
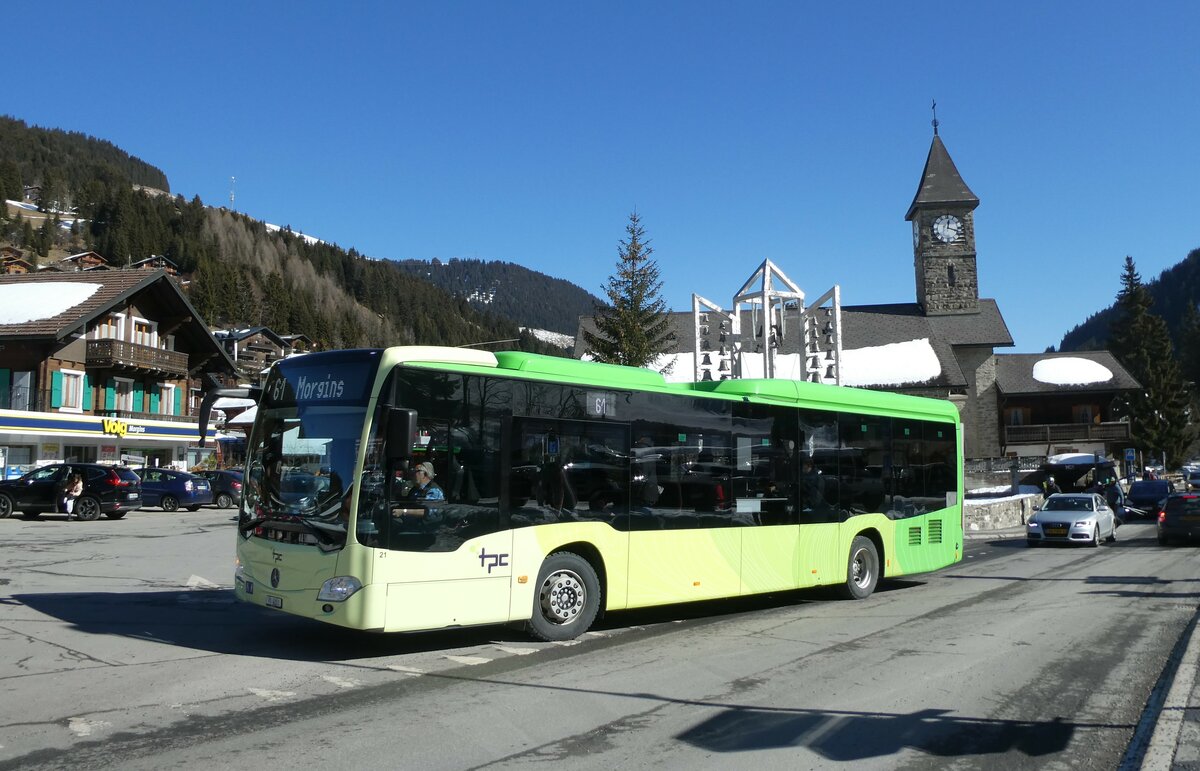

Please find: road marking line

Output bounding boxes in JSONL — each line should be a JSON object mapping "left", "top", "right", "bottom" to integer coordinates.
{"left": 386, "top": 664, "right": 425, "bottom": 675}
{"left": 444, "top": 655, "right": 492, "bottom": 665}
{"left": 1143, "top": 617, "right": 1200, "bottom": 769}
{"left": 493, "top": 645, "right": 537, "bottom": 656}
{"left": 321, "top": 675, "right": 362, "bottom": 688}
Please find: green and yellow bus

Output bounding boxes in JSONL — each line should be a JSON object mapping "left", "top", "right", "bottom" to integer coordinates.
{"left": 203, "top": 345, "right": 962, "bottom": 641}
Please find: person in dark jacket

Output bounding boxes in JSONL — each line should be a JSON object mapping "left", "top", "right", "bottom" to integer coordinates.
{"left": 1042, "top": 476, "right": 1061, "bottom": 499}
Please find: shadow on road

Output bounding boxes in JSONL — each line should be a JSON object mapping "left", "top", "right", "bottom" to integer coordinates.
{"left": 676, "top": 706, "right": 1092, "bottom": 759}
{"left": 10, "top": 589, "right": 538, "bottom": 660}
{"left": 11, "top": 577, "right": 930, "bottom": 662}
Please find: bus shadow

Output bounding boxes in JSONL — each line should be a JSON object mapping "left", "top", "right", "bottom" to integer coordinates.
{"left": 10, "top": 589, "right": 536, "bottom": 661}
{"left": 11, "top": 579, "right": 928, "bottom": 662}
{"left": 594, "top": 579, "right": 925, "bottom": 631}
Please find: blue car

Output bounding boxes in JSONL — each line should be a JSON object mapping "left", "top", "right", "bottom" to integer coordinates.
{"left": 135, "top": 468, "right": 214, "bottom": 512}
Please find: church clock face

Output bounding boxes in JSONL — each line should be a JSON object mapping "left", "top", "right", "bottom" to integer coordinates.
{"left": 932, "top": 214, "right": 964, "bottom": 243}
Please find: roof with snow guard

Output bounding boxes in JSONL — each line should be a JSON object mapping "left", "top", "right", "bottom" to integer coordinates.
{"left": 995, "top": 351, "right": 1141, "bottom": 395}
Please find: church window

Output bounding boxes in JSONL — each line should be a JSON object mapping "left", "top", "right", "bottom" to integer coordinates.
{"left": 947, "top": 264, "right": 957, "bottom": 287}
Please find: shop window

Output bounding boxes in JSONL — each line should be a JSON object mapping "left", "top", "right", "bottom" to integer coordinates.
{"left": 64, "top": 445, "right": 98, "bottom": 463}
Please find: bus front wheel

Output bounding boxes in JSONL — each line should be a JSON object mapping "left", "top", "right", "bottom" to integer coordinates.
{"left": 837, "top": 535, "right": 879, "bottom": 600}
{"left": 527, "top": 552, "right": 601, "bottom": 642}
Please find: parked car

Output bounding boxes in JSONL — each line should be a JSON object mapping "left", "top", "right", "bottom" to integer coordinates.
{"left": 0, "top": 463, "right": 142, "bottom": 521}
{"left": 196, "top": 469, "right": 243, "bottom": 509}
{"left": 135, "top": 468, "right": 213, "bottom": 511}
{"left": 1185, "top": 471, "right": 1200, "bottom": 492}
{"left": 1126, "top": 480, "right": 1174, "bottom": 519}
{"left": 1026, "top": 493, "right": 1118, "bottom": 547}
{"left": 1158, "top": 493, "right": 1200, "bottom": 545}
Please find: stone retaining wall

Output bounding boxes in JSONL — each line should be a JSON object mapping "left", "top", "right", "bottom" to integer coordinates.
{"left": 963, "top": 493, "right": 1040, "bottom": 532}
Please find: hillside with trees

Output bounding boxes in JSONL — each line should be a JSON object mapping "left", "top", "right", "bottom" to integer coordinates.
{"left": 395, "top": 258, "right": 601, "bottom": 335}
{"left": 0, "top": 116, "right": 568, "bottom": 355}
{"left": 1057, "top": 247, "right": 1200, "bottom": 353}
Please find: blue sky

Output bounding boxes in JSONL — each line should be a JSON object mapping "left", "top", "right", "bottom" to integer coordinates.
{"left": 8, "top": 2, "right": 1198, "bottom": 352}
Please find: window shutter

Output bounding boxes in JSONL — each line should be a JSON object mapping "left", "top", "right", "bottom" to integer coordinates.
{"left": 134, "top": 382, "right": 145, "bottom": 413}
{"left": 174, "top": 388, "right": 182, "bottom": 416}
{"left": 150, "top": 389, "right": 160, "bottom": 414}
{"left": 82, "top": 373, "right": 92, "bottom": 410}
{"left": 51, "top": 371, "right": 63, "bottom": 408}
{"left": 0, "top": 368, "right": 9, "bottom": 408}
{"left": 105, "top": 378, "right": 115, "bottom": 411}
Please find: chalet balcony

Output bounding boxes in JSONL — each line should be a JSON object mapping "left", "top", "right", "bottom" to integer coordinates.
{"left": 86, "top": 339, "right": 189, "bottom": 378}
{"left": 1004, "top": 421, "right": 1131, "bottom": 445}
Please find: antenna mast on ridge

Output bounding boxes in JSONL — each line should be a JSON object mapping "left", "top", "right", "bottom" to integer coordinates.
{"left": 230, "top": 176, "right": 236, "bottom": 208}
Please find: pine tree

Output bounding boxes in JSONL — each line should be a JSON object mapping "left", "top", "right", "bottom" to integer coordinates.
{"left": 1108, "top": 256, "right": 1193, "bottom": 466}
{"left": 583, "top": 212, "right": 675, "bottom": 369}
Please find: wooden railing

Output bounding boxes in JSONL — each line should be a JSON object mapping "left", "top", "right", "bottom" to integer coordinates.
{"left": 86, "top": 339, "right": 188, "bottom": 377}
{"left": 1004, "top": 422, "right": 1131, "bottom": 445}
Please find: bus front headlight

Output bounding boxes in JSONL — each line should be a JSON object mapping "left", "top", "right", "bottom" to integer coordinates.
{"left": 317, "top": 576, "right": 363, "bottom": 602}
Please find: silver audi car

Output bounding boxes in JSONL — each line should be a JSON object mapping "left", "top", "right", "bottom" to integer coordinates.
{"left": 1026, "top": 493, "right": 1119, "bottom": 547}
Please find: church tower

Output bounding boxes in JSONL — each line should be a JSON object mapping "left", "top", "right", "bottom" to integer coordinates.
{"left": 905, "top": 128, "right": 980, "bottom": 315}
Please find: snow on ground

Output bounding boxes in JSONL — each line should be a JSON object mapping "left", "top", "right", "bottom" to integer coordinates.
{"left": 1032, "top": 357, "right": 1113, "bottom": 385}
{"left": 0, "top": 282, "right": 102, "bottom": 324}
{"left": 5, "top": 199, "right": 38, "bottom": 212}
{"left": 264, "top": 222, "right": 323, "bottom": 246}
{"left": 522, "top": 328, "right": 574, "bottom": 348}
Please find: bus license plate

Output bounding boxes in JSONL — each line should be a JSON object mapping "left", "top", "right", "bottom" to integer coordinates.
{"left": 266, "top": 595, "right": 283, "bottom": 609}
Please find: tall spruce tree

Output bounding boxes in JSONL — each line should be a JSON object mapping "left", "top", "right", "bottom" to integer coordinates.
{"left": 1108, "top": 256, "right": 1193, "bottom": 466}
{"left": 583, "top": 212, "right": 675, "bottom": 369}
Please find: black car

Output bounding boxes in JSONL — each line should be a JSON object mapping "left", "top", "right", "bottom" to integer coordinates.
{"left": 1159, "top": 493, "right": 1200, "bottom": 545}
{"left": 197, "top": 469, "right": 244, "bottom": 509}
{"left": 1126, "top": 480, "right": 1174, "bottom": 519}
{"left": 0, "top": 463, "right": 142, "bottom": 521}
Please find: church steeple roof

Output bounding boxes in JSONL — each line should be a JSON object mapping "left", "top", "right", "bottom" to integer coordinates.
{"left": 905, "top": 135, "right": 979, "bottom": 221}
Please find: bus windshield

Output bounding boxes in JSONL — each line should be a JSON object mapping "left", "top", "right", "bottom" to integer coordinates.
{"left": 242, "top": 351, "right": 381, "bottom": 547}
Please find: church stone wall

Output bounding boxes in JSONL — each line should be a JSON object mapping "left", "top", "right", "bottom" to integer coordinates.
{"left": 957, "top": 346, "right": 1001, "bottom": 458}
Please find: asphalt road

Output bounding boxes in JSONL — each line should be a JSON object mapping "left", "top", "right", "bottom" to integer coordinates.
{"left": 0, "top": 509, "right": 1196, "bottom": 769}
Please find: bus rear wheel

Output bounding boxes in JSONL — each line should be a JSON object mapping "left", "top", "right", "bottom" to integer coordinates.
{"left": 837, "top": 535, "right": 879, "bottom": 600}
{"left": 527, "top": 552, "right": 601, "bottom": 642}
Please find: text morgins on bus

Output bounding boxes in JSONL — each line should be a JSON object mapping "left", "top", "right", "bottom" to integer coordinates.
{"left": 295, "top": 374, "right": 345, "bottom": 401}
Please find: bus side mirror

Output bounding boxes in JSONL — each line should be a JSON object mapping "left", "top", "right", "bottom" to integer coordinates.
{"left": 387, "top": 408, "right": 417, "bottom": 461}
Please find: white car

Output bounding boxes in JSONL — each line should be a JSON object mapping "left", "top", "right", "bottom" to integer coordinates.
{"left": 1027, "top": 493, "right": 1118, "bottom": 547}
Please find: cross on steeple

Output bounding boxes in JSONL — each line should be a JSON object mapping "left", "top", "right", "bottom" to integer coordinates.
{"left": 931, "top": 99, "right": 939, "bottom": 136}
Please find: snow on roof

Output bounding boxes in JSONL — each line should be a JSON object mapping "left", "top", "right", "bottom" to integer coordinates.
{"left": 211, "top": 397, "right": 257, "bottom": 409}
{"left": 0, "top": 281, "right": 103, "bottom": 324}
{"left": 841, "top": 338, "right": 941, "bottom": 387}
{"left": 1032, "top": 357, "right": 1113, "bottom": 385}
{"left": 1047, "top": 452, "right": 1112, "bottom": 465}
{"left": 228, "top": 405, "right": 257, "bottom": 425}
